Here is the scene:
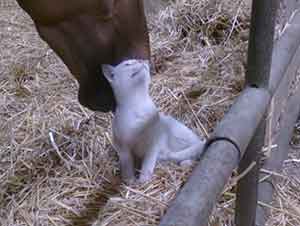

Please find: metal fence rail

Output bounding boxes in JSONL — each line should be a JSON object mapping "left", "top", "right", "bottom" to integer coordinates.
{"left": 159, "top": 87, "right": 270, "bottom": 226}
{"left": 159, "top": 0, "right": 300, "bottom": 225}
{"left": 256, "top": 2, "right": 300, "bottom": 224}
{"left": 235, "top": 1, "right": 278, "bottom": 225}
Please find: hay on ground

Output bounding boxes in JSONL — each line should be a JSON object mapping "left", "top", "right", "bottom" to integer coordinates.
{"left": 0, "top": 0, "right": 299, "bottom": 226}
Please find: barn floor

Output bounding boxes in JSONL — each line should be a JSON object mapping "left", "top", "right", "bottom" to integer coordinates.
{"left": 0, "top": 1, "right": 300, "bottom": 226}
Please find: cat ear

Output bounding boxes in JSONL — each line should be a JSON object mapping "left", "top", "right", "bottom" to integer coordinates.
{"left": 101, "top": 64, "right": 115, "bottom": 83}
{"left": 141, "top": 60, "right": 150, "bottom": 71}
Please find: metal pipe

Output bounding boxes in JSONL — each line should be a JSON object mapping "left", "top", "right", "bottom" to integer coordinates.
{"left": 158, "top": 3, "right": 300, "bottom": 226}
{"left": 269, "top": 11, "right": 300, "bottom": 95}
{"left": 235, "top": 120, "right": 266, "bottom": 226}
{"left": 255, "top": 7, "right": 300, "bottom": 225}
{"left": 256, "top": 44, "right": 300, "bottom": 226}
{"left": 159, "top": 87, "right": 270, "bottom": 226}
{"left": 235, "top": 1, "right": 279, "bottom": 226}
{"left": 245, "top": 0, "right": 279, "bottom": 89}
{"left": 256, "top": 88, "right": 300, "bottom": 226}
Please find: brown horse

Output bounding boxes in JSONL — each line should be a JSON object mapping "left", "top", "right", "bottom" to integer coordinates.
{"left": 16, "top": 0, "right": 150, "bottom": 112}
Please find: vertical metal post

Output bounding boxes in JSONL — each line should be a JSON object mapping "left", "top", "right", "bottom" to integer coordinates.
{"left": 245, "top": 0, "right": 279, "bottom": 88}
{"left": 235, "top": 121, "right": 266, "bottom": 226}
{"left": 235, "top": 1, "right": 279, "bottom": 226}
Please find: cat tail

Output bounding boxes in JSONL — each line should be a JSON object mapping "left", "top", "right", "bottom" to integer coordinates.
{"left": 168, "top": 140, "right": 207, "bottom": 162}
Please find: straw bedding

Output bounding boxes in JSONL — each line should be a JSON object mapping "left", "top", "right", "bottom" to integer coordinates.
{"left": 0, "top": 0, "right": 299, "bottom": 225}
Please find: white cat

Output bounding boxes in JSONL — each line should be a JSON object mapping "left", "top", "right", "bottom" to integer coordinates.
{"left": 102, "top": 59, "right": 206, "bottom": 183}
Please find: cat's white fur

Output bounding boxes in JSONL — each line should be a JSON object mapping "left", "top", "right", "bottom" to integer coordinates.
{"left": 102, "top": 59, "right": 206, "bottom": 183}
